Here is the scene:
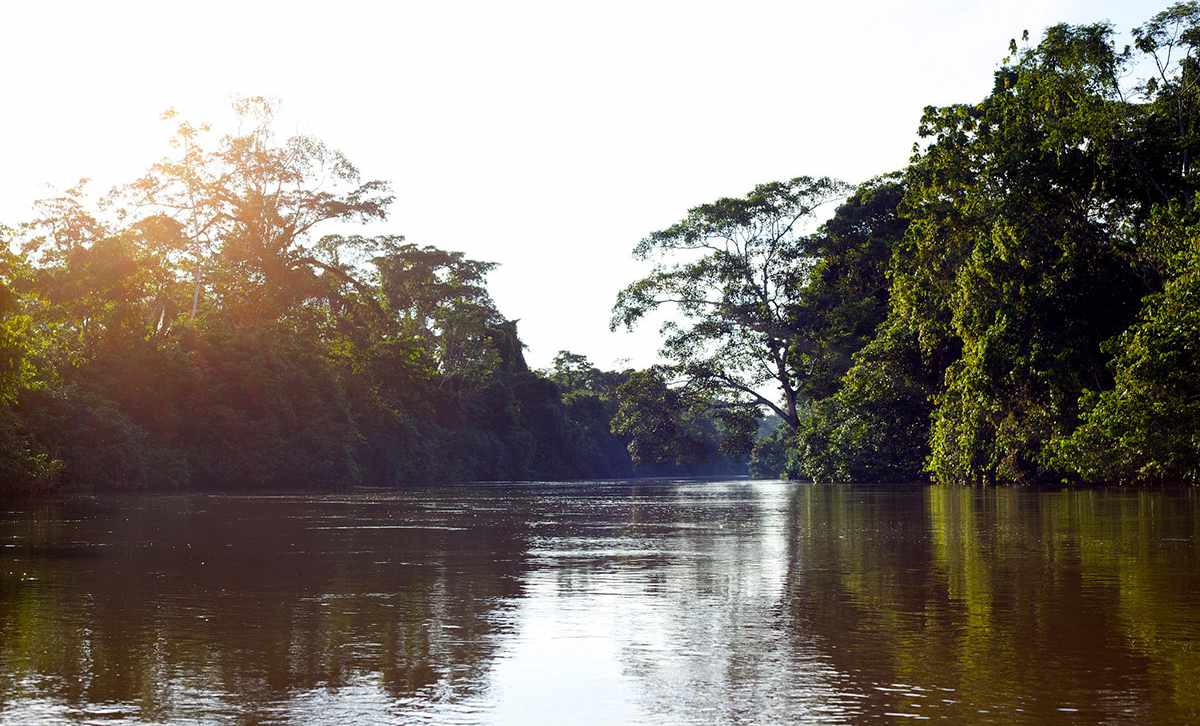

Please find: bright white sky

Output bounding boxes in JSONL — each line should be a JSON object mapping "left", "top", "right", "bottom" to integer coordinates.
{"left": 0, "top": 0, "right": 1152, "bottom": 371}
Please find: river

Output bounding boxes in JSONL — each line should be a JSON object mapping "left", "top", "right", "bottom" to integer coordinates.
{"left": 1, "top": 480, "right": 1198, "bottom": 724}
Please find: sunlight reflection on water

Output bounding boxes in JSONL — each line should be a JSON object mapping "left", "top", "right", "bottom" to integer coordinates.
{"left": 1, "top": 481, "right": 1198, "bottom": 724}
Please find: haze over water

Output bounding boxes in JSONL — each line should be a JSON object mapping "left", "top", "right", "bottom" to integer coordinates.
{"left": 2, "top": 481, "right": 1198, "bottom": 724}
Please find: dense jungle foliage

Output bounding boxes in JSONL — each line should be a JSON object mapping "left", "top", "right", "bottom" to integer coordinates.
{"left": 0, "top": 101, "right": 749, "bottom": 494}
{"left": 617, "top": 3, "right": 1200, "bottom": 485}
{"left": 5, "top": 4, "right": 1200, "bottom": 493}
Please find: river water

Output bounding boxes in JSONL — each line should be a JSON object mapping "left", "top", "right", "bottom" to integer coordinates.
{"left": 1, "top": 481, "right": 1198, "bottom": 724}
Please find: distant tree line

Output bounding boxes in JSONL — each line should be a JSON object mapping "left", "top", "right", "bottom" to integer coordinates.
{"left": 616, "top": 3, "right": 1200, "bottom": 485}
{"left": 0, "top": 100, "right": 749, "bottom": 495}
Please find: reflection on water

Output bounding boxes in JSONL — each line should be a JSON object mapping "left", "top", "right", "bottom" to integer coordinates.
{"left": 1, "top": 482, "right": 1198, "bottom": 724}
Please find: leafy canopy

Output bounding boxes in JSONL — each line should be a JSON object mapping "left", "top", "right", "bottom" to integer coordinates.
{"left": 613, "top": 176, "right": 847, "bottom": 429}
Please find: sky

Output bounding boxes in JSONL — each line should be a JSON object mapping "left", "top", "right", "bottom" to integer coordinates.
{"left": 0, "top": 0, "right": 1154, "bottom": 371}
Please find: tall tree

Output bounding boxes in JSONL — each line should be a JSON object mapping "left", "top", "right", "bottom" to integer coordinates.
{"left": 612, "top": 176, "right": 847, "bottom": 430}
{"left": 119, "top": 97, "right": 393, "bottom": 326}
{"left": 1135, "top": 1, "right": 1200, "bottom": 179}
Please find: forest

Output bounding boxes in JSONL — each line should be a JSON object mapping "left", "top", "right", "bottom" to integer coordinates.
{"left": 0, "top": 97, "right": 751, "bottom": 495}
{"left": 2, "top": 3, "right": 1199, "bottom": 493}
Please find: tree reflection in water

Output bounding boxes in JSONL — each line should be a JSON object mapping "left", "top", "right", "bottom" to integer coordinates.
{"left": 784, "top": 485, "right": 1200, "bottom": 723}
{"left": 1, "top": 482, "right": 1198, "bottom": 724}
{"left": 0, "top": 491, "right": 530, "bottom": 722}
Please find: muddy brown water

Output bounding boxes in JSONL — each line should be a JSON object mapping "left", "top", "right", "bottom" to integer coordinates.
{"left": 1, "top": 480, "right": 1198, "bottom": 724}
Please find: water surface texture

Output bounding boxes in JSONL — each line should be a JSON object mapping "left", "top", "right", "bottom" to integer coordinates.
{"left": 2, "top": 481, "right": 1198, "bottom": 724}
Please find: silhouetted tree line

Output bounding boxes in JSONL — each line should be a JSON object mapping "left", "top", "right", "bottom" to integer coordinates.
{"left": 616, "top": 3, "right": 1200, "bottom": 485}
{"left": 0, "top": 100, "right": 748, "bottom": 495}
